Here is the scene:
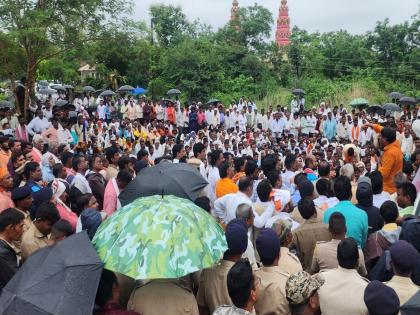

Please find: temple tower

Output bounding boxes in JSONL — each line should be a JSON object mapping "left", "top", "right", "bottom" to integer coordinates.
{"left": 230, "top": 0, "right": 240, "bottom": 31}
{"left": 275, "top": 0, "right": 291, "bottom": 46}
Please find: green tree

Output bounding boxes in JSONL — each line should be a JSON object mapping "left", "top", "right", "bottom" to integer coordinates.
{"left": 0, "top": 0, "right": 130, "bottom": 115}
{"left": 150, "top": 4, "right": 193, "bottom": 47}
{"left": 237, "top": 4, "right": 273, "bottom": 52}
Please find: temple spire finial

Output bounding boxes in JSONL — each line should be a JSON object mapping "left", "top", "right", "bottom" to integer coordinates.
{"left": 276, "top": 0, "right": 291, "bottom": 46}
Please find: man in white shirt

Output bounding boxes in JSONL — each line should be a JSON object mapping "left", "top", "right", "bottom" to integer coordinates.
{"left": 271, "top": 112, "right": 285, "bottom": 138}
{"left": 214, "top": 177, "right": 253, "bottom": 224}
{"left": 207, "top": 149, "right": 225, "bottom": 207}
{"left": 258, "top": 109, "right": 270, "bottom": 131}
{"left": 308, "top": 112, "right": 317, "bottom": 135}
{"left": 97, "top": 100, "right": 106, "bottom": 120}
{"left": 401, "top": 127, "right": 414, "bottom": 157}
{"left": 359, "top": 121, "right": 373, "bottom": 146}
{"left": 27, "top": 109, "right": 51, "bottom": 136}
{"left": 337, "top": 117, "right": 349, "bottom": 141}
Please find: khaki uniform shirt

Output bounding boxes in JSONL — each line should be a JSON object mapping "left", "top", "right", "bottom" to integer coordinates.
{"left": 309, "top": 239, "right": 367, "bottom": 276}
{"left": 386, "top": 275, "right": 419, "bottom": 304}
{"left": 11, "top": 209, "right": 32, "bottom": 258}
{"left": 127, "top": 279, "right": 199, "bottom": 315}
{"left": 278, "top": 247, "right": 302, "bottom": 276}
{"left": 196, "top": 259, "right": 234, "bottom": 314}
{"left": 292, "top": 218, "right": 331, "bottom": 271}
{"left": 255, "top": 266, "right": 290, "bottom": 315}
{"left": 318, "top": 267, "right": 369, "bottom": 315}
{"left": 291, "top": 206, "right": 324, "bottom": 225}
{"left": 21, "top": 222, "right": 49, "bottom": 260}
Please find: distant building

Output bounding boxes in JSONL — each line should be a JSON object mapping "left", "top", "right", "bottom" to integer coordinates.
{"left": 275, "top": 0, "right": 291, "bottom": 46}
{"left": 78, "top": 64, "right": 97, "bottom": 82}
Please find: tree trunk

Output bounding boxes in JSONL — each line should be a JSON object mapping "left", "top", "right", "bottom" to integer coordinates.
{"left": 24, "top": 57, "right": 36, "bottom": 121}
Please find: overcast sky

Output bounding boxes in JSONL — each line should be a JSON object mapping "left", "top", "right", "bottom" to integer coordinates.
{"left": 133, "top": 0, "right": 419, "bottom": 35}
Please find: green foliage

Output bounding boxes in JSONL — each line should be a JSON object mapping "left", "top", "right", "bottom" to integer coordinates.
{"left": 150, "top": 4, "right": 193, "bottom": 47}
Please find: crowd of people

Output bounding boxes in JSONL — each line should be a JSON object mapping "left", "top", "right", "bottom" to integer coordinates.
{"left": 0, "top": 88, "right": 419, "bottom": 315}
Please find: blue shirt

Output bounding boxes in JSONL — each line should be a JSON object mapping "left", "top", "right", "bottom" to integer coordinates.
{"left": 323, "top": 200, "right": 368, "bottom": 248}
{"left": 323, "top": 119, "right": 337, "bottom": 140}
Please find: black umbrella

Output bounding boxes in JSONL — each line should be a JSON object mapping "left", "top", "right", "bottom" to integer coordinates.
{"left": 382, "top": 103, "right": 401, "bottom": 113}
{"left": 0, "top": 231, "right": 103, "bottom": 315}
{"left": 388, "top": 92, "right": 402, "bottom": 100}
{"left": 399, "top": 96, "right": 417, "bottom": 106}
{"left": 38, "top": 80, "right": 49, "bottom": 87}
{"left": 117, "top": 85, "right": 134, "bottom": 93}
{"left": 167, "top": 88, "right": 181, "bottom": 95}
{"left": 366, "top": 105, "right": 384, "bottom": 115}
{"left": 207, "top": 98, "right": 220, "bottom": 105}
{"left": 55, "top": 99, "right": 69, "bottom": 107}
{"left": 82, "top": 86, "right": 95, "bottom": 93}
{"left": 401, "top": 291, "right": 420, "bottom": 315}
{"left": 99, "top": 90, "right": 116, "bottom": 97}
{"left": 119, "top": 162, "right": 208, "bottom": 206}
{"left": 38, "top": 88, "right": 57, "bottom": 95}
{"left": 0, "top": 100, "right": 13, "bottom": 109}
{"left": 51, "top": 85, "right": 66, "bottom": 92}
{"left": 292, "top": 88, "right": 306, "bottom": 95}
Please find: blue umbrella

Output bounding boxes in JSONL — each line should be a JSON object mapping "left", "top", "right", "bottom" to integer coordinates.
{"left": 132, "top": 87, "right": 147, "bottom": 95}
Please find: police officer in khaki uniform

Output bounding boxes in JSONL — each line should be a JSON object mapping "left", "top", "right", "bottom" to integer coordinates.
{"left": 385, "top": 240, "right": 420, "bottom": 304}
{"left": 21, "top": 201, "right": 59, "bottom": 260}
{"left": 10, "top": 186, "right": 33, "bottom": 258}
{"left": 196, "top": 219, "right": 248, "bottom": 314}
{"left": 271, "top": 218, "right": 303, "bottom": 275}
{"left": 127, "top": 279, "right": 199, "bottom": 315}
{"left": 309, "top": 212, "right": 367, "bottom": 276}
{"left": 292, "top": 196, "right": 331, "bottom": 271}
{"left": 255, "top": 228, "right": 290, "bottom": 315}
{"left": 213, "top": 259, "right": 259, "bottom": 315}
{"left": 318, "top": 238, "right": 369, "bottom": 315}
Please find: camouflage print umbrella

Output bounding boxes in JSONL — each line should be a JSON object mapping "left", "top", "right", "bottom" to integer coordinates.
{"left": 93, "top": 195, "right": 227, "bottom": 280}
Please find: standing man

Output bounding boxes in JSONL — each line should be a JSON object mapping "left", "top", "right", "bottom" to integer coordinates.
{"left": 213, "top": 259, "right": 259, "bottom": 315}
{"left": 0, "top": 136, "right": 11, "bottom": 174}
{"left": 293, "top": 197, "right": 331, "bottom": 271}
{"left": 105, "top": 147, "right": 120, "bottom": 181}
{"left": 254, "top": 229, "right": 290, "bottom": 315}
{"left": 318, "top": 238, "right": 369, "bottom": 315}
{"left": 385, "top": 240, "right": 420, "bottom": 304}
{"left": 0, "top": 208, "right": 25, "bottom": 289}
{"left": 21, "top": 202, "right": 60, "bottom": 259}
{"left": 366, "top": 123, "right": 403, "bottom": 194}
{"left": 207, "top": 149, "right": 225, "bottom": 207}
{"left": 197, "top": 219, "right": 248, "bottom": 314}
{"left": 27, "top": 109, "right": 51, "bottom": 136}
{"left": 323, "top": 112, "right": 336, "bottom": 142}
{"left": 310, "top": 212, "right": 367, "bottom": 276}
{"left": 323, "top": 176, "right": 368, "bottom": 248}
